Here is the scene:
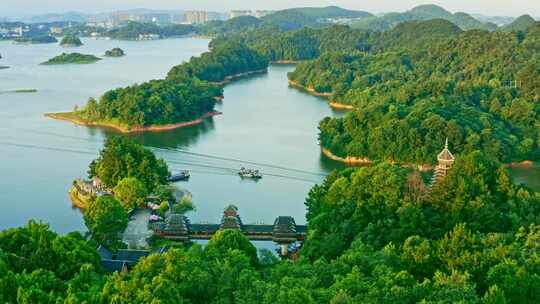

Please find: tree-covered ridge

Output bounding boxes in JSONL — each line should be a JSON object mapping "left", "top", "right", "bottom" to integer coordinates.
{"left": 198, "top": 16, "right": 264, "bottom": 36}
{"left": 60, "top": 35, "right": 83, "bottom": 46}
{"left": 79, "top": 78, "right": 220, "bottom": 127}
{"left": 353, "top": 4, "right": 497, "bottom": 32}
{"left": 502, "top": 15, "right": 537, "bottom": 33}
{"left": 2, "top": 154, "right": 540, "bottom": 303}
{"left": 292, "top": 24, "right": 540, "bottom": 164}
{"left": 261, "top": 6, "right": 372, "bottom": 31}
{"left": 41, "top": 52, "right": 101, "bottom": 65}
{"left": 106, "top": 21, "right": 195, "bottom": 40}
{"left": 167, "top": 42, "right": 269, "bottom": 83}
{"left": 210, "top": 25, "right": 374, "bottom": 63}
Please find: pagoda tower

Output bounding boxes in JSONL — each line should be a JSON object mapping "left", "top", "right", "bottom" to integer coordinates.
{"left": 430, "top": 138, "right": 455, "bottom": 188}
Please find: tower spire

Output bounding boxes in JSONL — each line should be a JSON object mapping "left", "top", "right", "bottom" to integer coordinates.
{"left": 429, "top": 138, "right": 455, "bottom": 190}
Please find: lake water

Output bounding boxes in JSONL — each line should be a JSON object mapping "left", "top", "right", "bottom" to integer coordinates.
{"left": 0, "top": 37, "right": 344, "bottom": 233}
{"left": 0, "top": 37, "right": 537, "bottom": 234}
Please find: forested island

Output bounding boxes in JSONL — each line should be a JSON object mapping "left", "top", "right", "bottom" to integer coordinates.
{"left": 104, "top": 48, "right": 125, "bottom": 57}
{"left": 13, "top": 35, "right": 57, "bottom": 44}
{"left": 41, "top": 53, "right": 101, "bottom": 65}
{"left": 60, "top": 35, "right": 83, "bottom": 47}
{"left": 46, "top": 78, "right": 221, "bottom": 132}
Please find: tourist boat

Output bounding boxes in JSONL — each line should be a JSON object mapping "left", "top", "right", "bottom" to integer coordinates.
{"left": 238, "top": 167, "right": 262, "bottom": 179}
{"left": 168, "top": 170, "right": 190, "bottom": 182}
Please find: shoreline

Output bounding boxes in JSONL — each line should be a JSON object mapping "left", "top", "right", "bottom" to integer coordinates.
{"left": 288, "top": 80, "right": 355, "bottom": 110}
{"left": 321, "top": 148, "right": 372, "bottom": 165}
{"left": 45, "top": 111, "right": 222, "bottom": 133}
{"left": 213, "top": 69, "right": 268, "bottom": 85}
{"left": 322, "top": 147, "right": 432, "bottom": 171}
{"left": 322, "top": 147, "right": 536, "bottom": 172}
{"left": 288, "top": 80, "right": 333, "bottom": 97}
{"left": 328, "top": 102, "right": 355, "bottom": 110}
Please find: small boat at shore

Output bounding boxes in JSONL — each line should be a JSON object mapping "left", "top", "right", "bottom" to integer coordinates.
{"left": 239, "top": 167, "right": 262, "bottom": 179}
{"left": 169, "top": 170, "right": 190, "bottom": 182}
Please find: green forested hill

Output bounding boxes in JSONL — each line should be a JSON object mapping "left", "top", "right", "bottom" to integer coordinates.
{"left": 261, "top": 6, "right": 373, "bottom": 31}
{"left": 198, "top": 16, "right": 264, "bottom": 36}
{"left": 210, "top": 25, "right": 373, "bottom": 62}
{"left": 502, "top": 15, "right": 537, "bottom": 32}
{"left": 372, "top": 19, "right": 463, "bottom": 51}
{"left": 305, "top": 26, "right": 540, "bottom": 164}
{"left": 353, "top": 4, "right": 497, "bottom": 31}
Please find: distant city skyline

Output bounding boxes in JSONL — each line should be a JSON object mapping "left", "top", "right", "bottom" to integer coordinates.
{"left": 2, "top": 0, "right": 539, "bottom": 18}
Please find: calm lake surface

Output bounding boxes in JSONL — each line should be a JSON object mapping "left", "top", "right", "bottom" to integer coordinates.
{"left": 0, "top": 37, "right": 344, "bottom": 233}
{"left": 0, "top": 37, "right": 537, "bottom": 234}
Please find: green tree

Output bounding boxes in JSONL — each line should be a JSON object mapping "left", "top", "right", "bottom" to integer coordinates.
{"left": 113, "top": 177, "right": 148, "bottom": 210}
{"left": 84, "top": 196, "right": 128, "bottom": 249}
{"left": 206, "top": 229, "right": 259, "bottom": 266}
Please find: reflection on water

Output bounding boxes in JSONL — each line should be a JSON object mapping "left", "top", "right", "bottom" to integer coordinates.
{"left": 102, "top": 118, "right": 217, "bottom": 149}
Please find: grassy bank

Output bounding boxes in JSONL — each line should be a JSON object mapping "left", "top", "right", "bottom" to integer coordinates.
{"left": 288, "top": 80, "right": 333, "bottom": 97}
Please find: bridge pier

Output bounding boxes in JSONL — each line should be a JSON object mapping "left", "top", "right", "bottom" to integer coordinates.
{"left": 280, "top": 243, "right": 289, "bottom": 256}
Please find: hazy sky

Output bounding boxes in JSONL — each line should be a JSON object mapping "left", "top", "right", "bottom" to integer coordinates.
{"left": 2, "top": 0, "right": 539, "bottom": 18}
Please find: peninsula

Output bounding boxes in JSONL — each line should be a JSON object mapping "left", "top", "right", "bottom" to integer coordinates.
{"left": 46, "top": 78, "right": 222, "bottom": 133}
{"left": 41, "top": 53, "right": 101, "bottom": 65}
{"left": 48, "top": 41, "right": 268, "bottom": 132}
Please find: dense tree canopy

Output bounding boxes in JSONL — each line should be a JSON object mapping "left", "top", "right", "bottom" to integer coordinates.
{"left": 89, "top": 136, "right": 169, "bottom": 191}
{"left": 167, "top": 41, "right": 269, "bottom": 83}
{"left": 84, "top": 195, "right": 128, "bottom": 250}
{"left": 113, "top": 177, "right": 148, "bottom": 210}
{"left": 3, "top": 153, "right": 539, "bottom": 303}
{"left": 80, "top": 78, "right": 220, "bottom": 127}
{"left": 291, "top": 23, "right": 540, "bottom": 164}
{"left": 0, "top": 221, "right": 102, "bottom": 303}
